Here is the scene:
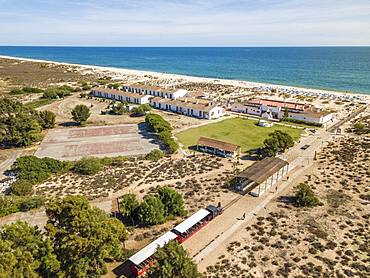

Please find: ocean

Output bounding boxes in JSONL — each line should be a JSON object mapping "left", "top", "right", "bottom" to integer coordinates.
{"left": 0, "top": 46, "right": 369, "bottom": 94}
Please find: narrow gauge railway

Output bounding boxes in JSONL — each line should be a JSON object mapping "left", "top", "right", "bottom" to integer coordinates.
{"left": 128, "top": 204, "right": 223, "bottom": 277}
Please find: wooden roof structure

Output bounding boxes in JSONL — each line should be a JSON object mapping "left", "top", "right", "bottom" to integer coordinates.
{"left": 237, "top": 157, "right": 288, "bottom": 185}
{"left": 197, "top": 137, "right": 240, "bottom": 153}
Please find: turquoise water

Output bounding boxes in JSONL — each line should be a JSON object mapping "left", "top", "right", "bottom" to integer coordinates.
{"left": 0, "top": 46, "right": 369, "bottom": 94}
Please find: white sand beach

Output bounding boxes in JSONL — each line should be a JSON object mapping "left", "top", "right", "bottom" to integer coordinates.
{"left": 0, "top": 54, "right": 369, "bottom": 103}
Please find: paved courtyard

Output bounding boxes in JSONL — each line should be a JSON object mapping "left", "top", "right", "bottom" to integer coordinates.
{"left": 34, "top": 124, "right": 159, "bottom": 161}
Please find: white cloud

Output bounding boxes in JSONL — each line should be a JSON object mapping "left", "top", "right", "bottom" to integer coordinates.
{"left": 0, "top": 0, "right": 369, "bottom": 45}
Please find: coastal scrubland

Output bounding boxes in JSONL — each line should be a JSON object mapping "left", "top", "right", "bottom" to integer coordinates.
{"left": 203, "top": 117, "right": 369, "bottom": 277}
{"left": 176, "top": 117, "right": 302, "bottom": 152}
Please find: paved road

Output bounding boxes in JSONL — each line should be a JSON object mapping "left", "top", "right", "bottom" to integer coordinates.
{"left": 0, "top": 151, "right": 21, "bottom": 179}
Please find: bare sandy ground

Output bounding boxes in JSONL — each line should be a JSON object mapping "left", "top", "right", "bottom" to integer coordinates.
{"left": 199, "top": 119, "right": 369, "bottom": 277}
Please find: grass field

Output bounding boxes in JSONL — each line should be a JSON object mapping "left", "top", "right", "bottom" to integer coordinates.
{"left": 176, "top": 117, "right": 302, "bottom": 152}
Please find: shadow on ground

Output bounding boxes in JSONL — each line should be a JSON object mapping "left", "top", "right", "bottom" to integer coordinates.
{"left": 113, "top": 261, "right": 134, "bottom": 278}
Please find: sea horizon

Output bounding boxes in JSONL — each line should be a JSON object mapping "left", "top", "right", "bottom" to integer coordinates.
{"left": 0, "top": 46, "right": 369, "bottom": 95}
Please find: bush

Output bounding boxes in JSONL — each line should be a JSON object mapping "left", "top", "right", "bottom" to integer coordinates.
{"left": 111, "top": 156, "right": 128, "bottom": 167}
{"left": 43, "top": 85, "right": 74, "bottom": 99}
{"left": 19, "top": 196, "right": 45, "bottom": 212}
{"left": 10, "top": 87, "right": 44, "bottom": 95}
{"left": 145, "top": 114, "right": 179, "bottom": 154}
{"left": 145, "top": 113, "right": 172, "bottom": 133}
{"left": 12, "top": 156, "right": 71, "bottom": 185}
{"left": 73, "top": 157, "right": 104, "bottom": 175}
{"left": 10, "top": 180, "right": 33, "bottom": 196}
{"left": 294, "top": 183, "right": 320, "bottom": 207}
{"left": 145, "top": 149, "right": 164, "bottom": 161}
{"left": 0, "top": 196, "right": 45, "bottom": 217}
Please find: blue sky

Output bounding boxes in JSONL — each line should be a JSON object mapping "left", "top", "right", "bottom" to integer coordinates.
{"left": 0, "top": 0, "right": 369, "bottom": 46}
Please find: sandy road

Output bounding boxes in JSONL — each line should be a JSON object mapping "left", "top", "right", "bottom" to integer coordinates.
{"left": 183, "top": 117, "right": 347, "bottom": 270}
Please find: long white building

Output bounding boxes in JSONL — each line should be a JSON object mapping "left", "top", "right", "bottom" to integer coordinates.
{"left": 122, "top": 84, "right": 188, "bottom": 99}
{"left": 151, "top": 97, "right": 224, "bottom": 120}
{"left": 90, "top": 87, "right": 151, "bottom": 104}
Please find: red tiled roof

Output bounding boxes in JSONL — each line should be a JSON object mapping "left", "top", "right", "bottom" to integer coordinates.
{"left": 247, "top": 98, "right": 309, "bottom": 111}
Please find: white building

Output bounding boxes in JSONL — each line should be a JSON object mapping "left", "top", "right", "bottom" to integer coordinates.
{"left": 122, "top": 84, "right": 188, "bottom": 99}
{"left": 231, "top": 98, "right": 333, "bottom": 124}
{"left": 91, "top": 87, "right": 151, "bottom": 104}
{"left": 151, "top": 97, "right": 224, "bottom": 120}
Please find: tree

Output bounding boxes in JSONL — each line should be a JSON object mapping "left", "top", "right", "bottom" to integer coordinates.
{"left": 157, "top": 187, "right": 187, "bottom": 217}
{"left": 137, "top": 196, "right": 165, "bottom": 226}
{"left": 119, "top": 193, "right": 140, "bottom": 225}
{"left": 294, "top": 183, "right": 320, "bottom": 207}
{"left": 111, "top": 102, "right": 128, "bottom": 115}
{"left": 259, "top": 131, "right": 294, "bottom": 158}
{"left": 38, "top": 110, "right": 56, "bottom": 129}
{"left": 71, "top": 104, "right": 90, "bottom": 125}
{"left": 0, "top": 221, "right": 60, "bottom": 277}
{"left": 45, "top": 196, "right": 128, "bottom": 277}
{"left": 0, "top": 98, "right": 53, "bottom": 147}
{"left": 150, "top": 240, "right": 201, "bottom": 278}
{"left": 131, "top": 104, "right": 151, "bottom": 116}
{"left": 283, "top": 108, "right": 289, "bottom": 119}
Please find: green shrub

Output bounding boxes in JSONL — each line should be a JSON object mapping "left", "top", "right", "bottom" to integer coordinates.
{"left": 294, "top": 183, "right": 320, "bottom": 207}
{"left": 145, "top": 113, "right": 172, "bottom": 133}
{"left": 145, "top": 114, "right": 179, "bottom": 154}
{"left": 73, "top": 157, "right": 104, "bottom": 175}
{"left": 111, "top": 156, "right": 128, "bottom": 167}
{"left": 43, "top": 85, "right": 74, "bottom": 99}
{"left": 10, "top": 180, "right": 33, "bottom": 196}
{"left": 9, "top": 87, "right": 44, "bottom": 95}
{"left": 0, "top": 196, "right": 45, "bottom": 217}
{"left": 19, "top": 196, "right": 45, "bottom": 212}
{"left": 145, "top": 149, "right": 164, "bottom": 161}
{"left": 12, "top": 156, "right": 71, "bottom": 185}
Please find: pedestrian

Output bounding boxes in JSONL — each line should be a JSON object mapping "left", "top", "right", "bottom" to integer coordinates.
{"left": 275, "top": 185, "right": 278, "bottom": 192}
{"left": 243, "top": 213, "right": 246, "bottom": 219}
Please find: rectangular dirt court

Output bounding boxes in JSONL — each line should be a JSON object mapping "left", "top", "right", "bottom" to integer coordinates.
{"left": 34, "top": 124, "right": 160, "bottom": 161}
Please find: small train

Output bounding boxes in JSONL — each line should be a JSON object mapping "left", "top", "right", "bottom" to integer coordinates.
{"left": 128, "top": 203, "right": 223, "bottom": 277}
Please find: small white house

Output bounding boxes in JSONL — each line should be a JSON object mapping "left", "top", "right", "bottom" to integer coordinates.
{"left": 150, "top": 97, "right": 224, "bottom": 120}
{"left": 122, "top": 84, "right": 188, "bottom": 99}
{"left": 91, "top": 87, "right": 151, "bottom": 104}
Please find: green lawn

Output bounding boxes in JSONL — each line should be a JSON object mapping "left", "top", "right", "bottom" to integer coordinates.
{"left": 175, "top": 117, "right": 302, "bottom": 153}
